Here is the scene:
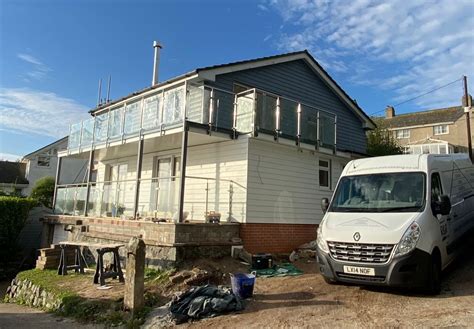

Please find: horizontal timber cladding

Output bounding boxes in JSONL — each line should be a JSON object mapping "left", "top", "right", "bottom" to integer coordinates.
{"left": 209, "top": 59, "right": 367, "bottom": 154}
{"left": 96, "top": 137, "right": 248, "bottom": 221}
{"left": 246, "top": 138, "right": 346, "bottom": 225}
{"left": 240, "top": 223, "right": 318, "bottom": 253}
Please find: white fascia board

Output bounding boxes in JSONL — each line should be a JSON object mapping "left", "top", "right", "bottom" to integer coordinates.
{"left": 197, "top": 53, "right": 375, "bottom": 130}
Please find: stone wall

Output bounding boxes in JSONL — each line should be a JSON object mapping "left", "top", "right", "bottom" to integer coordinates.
{"left": 42, "top": 215, "right": 241, "bottom": 268}
{"left": 5, "top": 277, "right": 61, "bottom": 310}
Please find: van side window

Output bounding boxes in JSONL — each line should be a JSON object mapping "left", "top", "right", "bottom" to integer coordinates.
{"left": 431, "top": 173, "right": 443, "bottom": 202}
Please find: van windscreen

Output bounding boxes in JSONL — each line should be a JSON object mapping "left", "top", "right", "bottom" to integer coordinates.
{"left": 330, "top": 172, "right": 426, "bottom": 213}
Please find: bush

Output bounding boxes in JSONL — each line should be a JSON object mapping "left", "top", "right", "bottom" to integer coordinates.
{"left": 0, "top": 196, "right": 38, "bottom": 264}
{"left": 30, "top": 176, "right": 55, "bottom": 208}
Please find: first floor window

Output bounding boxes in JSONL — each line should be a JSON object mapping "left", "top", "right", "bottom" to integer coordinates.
{"left": 319, "top": 159, "right": 331, "bottom": 188}
{"left": 433, "top": 125, "right": 448, "bottom": 135}
{"left": 395, "top": 129, "right": 410, "bottom": 139}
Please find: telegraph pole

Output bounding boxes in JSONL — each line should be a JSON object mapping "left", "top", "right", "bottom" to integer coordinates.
{"left": 463, "top": 76, "right": 472, "bottom": 161}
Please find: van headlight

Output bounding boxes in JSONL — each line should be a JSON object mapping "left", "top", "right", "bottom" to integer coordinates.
{"left": 394, "top": 222, "right": 421, "bottom": 257}
{"left": 317, "top": 223, "right": 329, "bottom": 253}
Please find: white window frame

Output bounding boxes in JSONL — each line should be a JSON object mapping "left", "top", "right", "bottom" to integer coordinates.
{"left": 395, "top": 129, "right": 410, "bottom": 139}
{"left": 433, "top": 124, "right": 449, "bottom": 135}
{"left": 319, "top": 159, "right": 331, "bottom": 189}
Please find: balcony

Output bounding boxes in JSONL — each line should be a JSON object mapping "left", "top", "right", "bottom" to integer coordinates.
{"left": 54, "top": 176, "right": 246, "bottom": 222}
{"left": 67, "top": 83, "right": 338, "bottom": 153}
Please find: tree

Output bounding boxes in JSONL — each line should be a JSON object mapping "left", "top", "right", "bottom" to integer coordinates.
{"left": 30, "top": 176, "right": 55, "bottom": 208}
{"left": 367, "top": 118, "right": 404, "bottom": 156}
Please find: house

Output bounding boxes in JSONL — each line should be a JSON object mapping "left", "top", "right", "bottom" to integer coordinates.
{"left": 21, "top": 137, "right": 68, "bottom": 196}
{"left": 382, "top": 103, "right": 473, "bottom": 154}
{"left": 0, "top": 161, "right": 29, "bottom": 195}
{"left": 43, "top": 49, "right": 375, "bottom": 264}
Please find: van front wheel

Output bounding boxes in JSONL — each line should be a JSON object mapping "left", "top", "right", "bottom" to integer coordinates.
{"left": 425, "top": 253, "right": 441, "bottom": 295}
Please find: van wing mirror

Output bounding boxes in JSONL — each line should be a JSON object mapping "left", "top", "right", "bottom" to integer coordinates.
{"left": 432, "top": 195, "right": 451, "bottom": 216}
{"left": 321, "top": 198, "right": 329, "bottom": 213}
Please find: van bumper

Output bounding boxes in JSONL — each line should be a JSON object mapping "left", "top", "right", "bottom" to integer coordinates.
{"left": 316, "top": 247, "right": 431, "bottom": 288}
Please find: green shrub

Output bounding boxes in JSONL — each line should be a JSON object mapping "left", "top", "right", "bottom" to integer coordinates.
{"left": 0, "top": 196, "right": 38, "bottom": 263}
{"left": 30, "top": 176, "right": 55, "bottom": 208}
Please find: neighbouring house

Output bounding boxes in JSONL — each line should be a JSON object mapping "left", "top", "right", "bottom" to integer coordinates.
{"left": 21, "top": 137, "right": 68, "bottom": 196}
{"left": 381, "top": 102, "right": 473, "bottom": 155}
{"left": 43, "top": 49, "right": 375, "bottom": 265}
{"left": 0, "top": 161, "right": 29, "bottom": 194}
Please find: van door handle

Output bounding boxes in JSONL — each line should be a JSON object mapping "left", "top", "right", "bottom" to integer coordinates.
{"left": 453, "top": 213, "right": 458, "bottom": 218}
{"left": 446, "top": 217, "right": 452, "bottom": 222}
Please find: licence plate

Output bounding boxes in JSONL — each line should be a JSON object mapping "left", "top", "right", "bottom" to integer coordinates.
{"left": 343, "top": 265, "right": 375, "bottom": 276}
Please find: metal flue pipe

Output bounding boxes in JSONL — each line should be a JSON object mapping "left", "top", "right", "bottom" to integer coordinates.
{"left": 152, "top": 41, "right": 163, "bottom": 86}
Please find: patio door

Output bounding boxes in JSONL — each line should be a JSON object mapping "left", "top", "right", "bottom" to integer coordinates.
{"left": 152, "top": 156, "right": 180, "bottom": 218}
{"left": 108, "top": 163, "right": 128, "bottom": 216}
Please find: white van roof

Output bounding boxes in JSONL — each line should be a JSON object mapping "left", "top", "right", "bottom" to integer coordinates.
{"left": 344, "top": 154, "right": 471, "bottom": 176}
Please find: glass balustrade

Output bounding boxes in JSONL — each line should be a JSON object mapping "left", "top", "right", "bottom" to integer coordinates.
{"left": 67, "top": 84, "right": 337, "bottom": 151}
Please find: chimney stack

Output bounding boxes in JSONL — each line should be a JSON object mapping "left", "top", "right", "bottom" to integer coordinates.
{"left": 152, "top": 41, "right": 163, "bottom": 86}
{"left": 385, "top": 105, "right": 395, "bottom": 118}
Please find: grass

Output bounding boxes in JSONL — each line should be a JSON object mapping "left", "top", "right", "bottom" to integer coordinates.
{"left": 11, "top": 268, "right": 172, "bottom": 328}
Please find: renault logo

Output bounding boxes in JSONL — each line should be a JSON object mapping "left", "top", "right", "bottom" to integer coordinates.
{"left": 353, "top": 232, "right": 361, "bottom": 241}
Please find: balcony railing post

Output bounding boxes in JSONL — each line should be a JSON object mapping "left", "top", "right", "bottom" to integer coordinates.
{"left": 275, "top": 97, "right": 281, "bottom": 141}
{"left": 121, "top": 103, "right": 127, "bottom": 143}
{"left": 205, "top": 179, "right": 209, "bottom": 219}
{"left": 252, "top": 90, "right": 258, "bottom": 137}
{"left": 316, "top": 111, "right": 321, "bottom": 149}
{"left": 296, "top": 103, "right": 302, "bottom": 146}
{"left": 78, "top": 121, "right": 84, "bottom": 151}
{"left": 133, "top": 135, "right": 144, "bottom": 219}
{"left": 334, "top": 115, "right": 338, "bottom": 154}
{"left": 232, "top": 94, "right": 238, "bottom": 139}
{"left": 91, "top": 116, "right": 97, "bottom": 148}
{"left": 159, "top": 90, "right": 165, "bottom": 133}
{"left": 105, "top": 109, "right": 111, "bottom": 147}
{"left": 208, "top": 88, "right": 215, "bottom": 135}
{"left": 228, "top": 181, "right": 233, "bottom": 222}
{"left": 52, "top": 156, "right": 63, "bottom": 213}
{"left": 84, "top": 150, "right": 95, "bottom": 217}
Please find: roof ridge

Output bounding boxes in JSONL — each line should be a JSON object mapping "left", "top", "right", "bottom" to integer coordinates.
{"left": 388, "top": 105, "right": 462, "bottom": 118}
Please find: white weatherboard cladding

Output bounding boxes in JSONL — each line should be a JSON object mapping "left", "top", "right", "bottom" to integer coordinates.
{"left": 96, "top": 137, "right": 248, "bottom": 221}
{"left": 246, "top": 138, "right": 345, "bottom": 225}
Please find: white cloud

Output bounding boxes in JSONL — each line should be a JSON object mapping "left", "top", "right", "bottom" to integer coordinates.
{"left": 17, "top": 53, "right": 52, "bottom": 81}
{"left": 0, "top": 88, "right": 89, "bottom": 138}
{"left": 0, "top": 152, "right": 22, "bottom": 161}
{"left": 267, "top": 0, "right": 474, "bottom": 110}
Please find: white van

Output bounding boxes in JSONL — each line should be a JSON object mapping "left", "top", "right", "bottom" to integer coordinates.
{"left": 316, "top": 154, "right": 474, "bottom": 294}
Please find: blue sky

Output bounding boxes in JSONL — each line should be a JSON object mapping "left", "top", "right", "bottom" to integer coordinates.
{"left": 1, "top": 0, "right": 473, "bottom": 160}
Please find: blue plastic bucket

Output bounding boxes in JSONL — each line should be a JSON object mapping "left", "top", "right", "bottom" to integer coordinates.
{"left": 231, "top": 272, "right": 256, "bottom": 299}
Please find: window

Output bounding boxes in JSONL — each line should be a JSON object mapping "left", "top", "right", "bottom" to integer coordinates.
{"left": 431, "top": 173, "right": 443, "bottom": 202}
{"left": 395, "top": 129, "right": 410, "bottom": 139}
{"left": 330, "top": 172, "right": 426, "bottom": 213}
{"left": 319, "top": 159, "right": 331, "bottom": 188}
{"left": 37, "top": 156, "right": 50, "bottom": 167}
{"left": 433, "top": 125, "right": 448, "bottom": 135}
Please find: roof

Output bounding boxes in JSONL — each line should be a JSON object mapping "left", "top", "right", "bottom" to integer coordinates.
{"left": 0, "top": 161, "right": 29, "bottom": 184}
{"left": 22, "top": 136, "right": 68, "bottom": 160}
{"left": 408, "top": 137, "right": 451, "bottom": 146}
{"left": 89, "top": 50, "right": 375, "bottom": 129}
{"left": 381, "top": 106, "right": 464, "bottom": 129}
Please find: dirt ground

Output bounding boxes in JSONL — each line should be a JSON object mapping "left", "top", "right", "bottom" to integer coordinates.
{"left": 180, "top": 248, "right": 474, "bottom": 328}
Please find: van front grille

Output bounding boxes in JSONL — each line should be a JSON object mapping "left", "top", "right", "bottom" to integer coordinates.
{"left": 327, "top": 241, "right": 394, "bottom": 264}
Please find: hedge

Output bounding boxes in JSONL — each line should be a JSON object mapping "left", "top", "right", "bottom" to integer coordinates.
{"left": 0, "top": 196, "right": 38, "bottom": 263}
